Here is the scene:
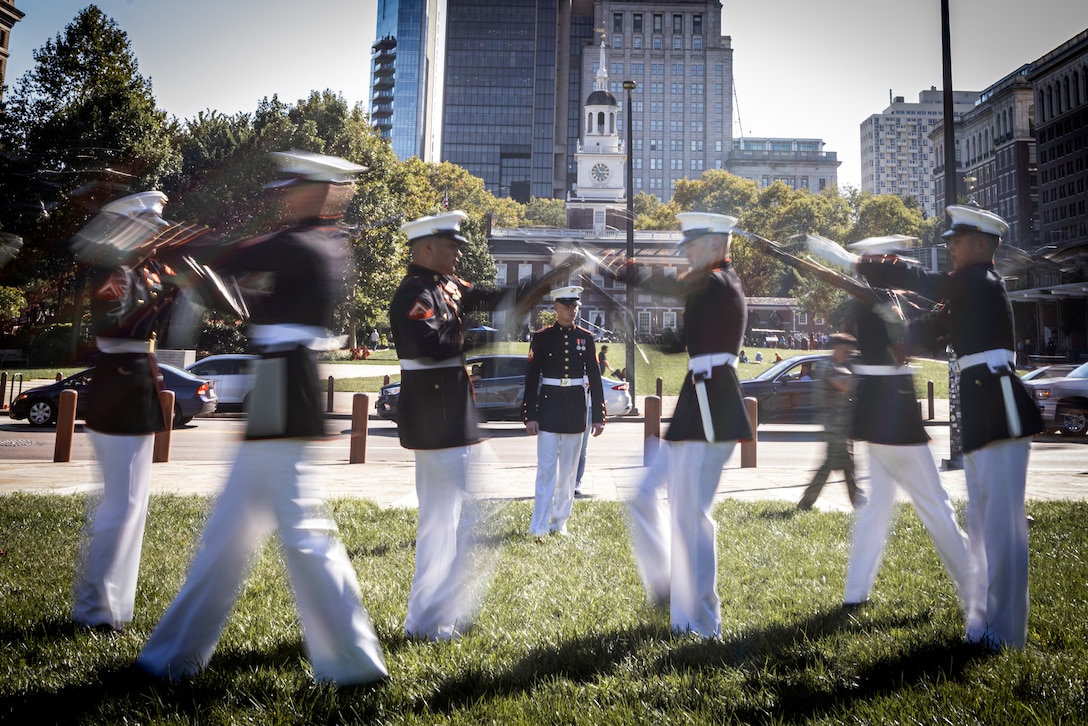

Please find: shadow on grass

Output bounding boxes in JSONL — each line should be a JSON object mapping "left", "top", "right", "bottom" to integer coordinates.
{"left": 400, "top": 605, "right": 991, "bottom": 721}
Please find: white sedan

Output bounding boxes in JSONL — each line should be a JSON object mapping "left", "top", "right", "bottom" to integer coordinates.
{"left": 185, "top": 354, "right": 257, "bottom": 407}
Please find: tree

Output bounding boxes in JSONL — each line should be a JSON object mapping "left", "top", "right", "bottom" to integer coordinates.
{"left": 0, "top": 5, "right": 179, "bottom": 360}
{"left": 523, "top": 197, "right": 565, "bottom": 227}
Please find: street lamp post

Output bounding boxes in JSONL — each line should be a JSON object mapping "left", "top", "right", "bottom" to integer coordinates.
{"left": 623, "top": 79, "right": 638, "bottom": 415}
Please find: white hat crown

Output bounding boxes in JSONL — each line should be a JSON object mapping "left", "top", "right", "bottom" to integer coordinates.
{"left": 401, "top": 210, "right": 469, "bottom": 242}
{"left": 550, "top": 285, "right": 583, "bottom": 301}
{"left": 676, "top": 212, "right": 738, "bottom": 244}
{"left": 101, "top": 191, "right": 168, "bottom": 220}
{"left": 269, "top": 150, "right": 367, "bottom": 184}
{"left": 943, "top": 205, "right": 1009, "bottom": 239}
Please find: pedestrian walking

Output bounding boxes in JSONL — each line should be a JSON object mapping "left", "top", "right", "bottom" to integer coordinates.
{"left": 797, "top": 332, "right": 861, "bottom": 510}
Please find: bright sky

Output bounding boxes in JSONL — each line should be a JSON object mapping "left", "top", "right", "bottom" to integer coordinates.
{"left": 6, "top": 1, "right": 1088, "bottom": 190}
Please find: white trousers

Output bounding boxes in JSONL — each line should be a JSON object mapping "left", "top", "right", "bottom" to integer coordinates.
{"left": 72, "top": 432, "right": 154, "bottom": 629}
{"left": 529, "top": 431, "right": 582, "bottom": 536}
{"left": 405, "top": 446, "right": 474, "bottom": 640}
{"left": 844, "top": 443, "right": 978, "bottom": 625}
{"left": 138, "top": 440, "right": 387, "bottom": 685}
{"left": 630, "top": 439, "right": 734, "bottom": 638}
{"left": 965, "top": 437, "right": 1031, "bottom": 649}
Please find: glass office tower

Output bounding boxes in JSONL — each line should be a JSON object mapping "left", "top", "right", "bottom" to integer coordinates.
{"left": 442, "top": 0, "right": 566, "bottom": 200}
{"left": 371, "top": 0, "right": 443, "bottom": 161}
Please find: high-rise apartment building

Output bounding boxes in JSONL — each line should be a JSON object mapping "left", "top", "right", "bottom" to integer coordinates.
{"left": 370, "top": 0, "right": 444, "bottom": 161}
{"left": 932, "top": 66, "right": 1038, "bottom": 251}
{"left": 1030, "top": 29, "right": 1088, "bottom": 252}
{"left": 0, "top": 0, "right": 25, "bottom": 98}
{"left": 590, "top": 0, "right": 733, "bottom": 203}
{"left": 860, "top": 88, "right": 977, "bottom": 218}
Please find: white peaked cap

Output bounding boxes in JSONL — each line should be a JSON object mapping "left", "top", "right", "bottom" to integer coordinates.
{"left": 676, "top": 212, "right": 738, "bottom": 245}
{"left": 268, "top": 150, "right": 367, "bottom": 184}
{"left": 942, "top": 205, "right": 1009, "bottom": 240}
{"left": 401, "top": 210, "right": 469, "bottom": 243}
{"left": 550, "top": 285, "right": 583, "bottom": 302}
{"left": 101, "top": 191, "right": 168, "bottom": 219}
{"left": 847, "top": 234, "right": 918, "bottom": 254}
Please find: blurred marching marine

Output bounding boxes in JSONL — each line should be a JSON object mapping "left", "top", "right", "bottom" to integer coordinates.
{"left": 390, "top": 210, "right": 578, "bottom": 639}
{"left": 622, "top": 212, "right": 753, "bottom": 638}
{"left": 70, "top": 192, "right": 177, "bottom": 633}
{"left": 840, "top": 294, "right": 977, "bottom": 626}
{"left": 138, "top": 151, "right": 387, "bottom": 685}
{"left": 389, "top": 211, "right": 494, "bottom": 641}
{"left": 797, "top": 332, "right": 861, "bottom": 510}
{"left": 522, "top": 285, "right": 605, "bottom": 539}
{"left": 856, "top": 205, "right": 1044, "bottom": 649}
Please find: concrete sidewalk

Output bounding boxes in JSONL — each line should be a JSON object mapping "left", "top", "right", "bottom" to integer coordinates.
{"left": 4, "top": 394, "right": 1086, "bottom": 513}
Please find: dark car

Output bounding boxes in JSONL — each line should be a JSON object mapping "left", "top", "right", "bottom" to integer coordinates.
{"left": 9, "top": 363, "right": 218, "bottom": 428}
{"left": 739, "top": 353, "right": 830, "bottom": 424}
{"left": 375, "top": 353, "right": 633, "bottom": 423}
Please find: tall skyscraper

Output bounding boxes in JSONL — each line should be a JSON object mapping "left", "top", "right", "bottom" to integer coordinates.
{"left": 860, "top": 88, "right": 977, "bottom": 218}
{"left": 590, "top": 0, "right": 733, "bottom": 203}
{"left": 370, "top": 0, "right": 444, "bottom": 161}
{"left": 438, "top": 0, "right": 732, "bottom": 203}
{"left": 441, "top": 0, "right": 568, "bottom": 201}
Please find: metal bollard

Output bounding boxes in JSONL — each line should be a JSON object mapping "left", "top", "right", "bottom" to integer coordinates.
{"left": 927, "top": 380, "right": 935, "bottom": 420}
{"left": 54, "top": 389, "right": 78, "bottom": 462}
{"left": 643, "top": 395, "right": 661, "bottom": 466}
{"left": 656, "top": 376, "right": 663, "bottom": 398}
{"left": 741, "top": 397, "right": 758, "bottom": 468}
{"left": 0, "top": 371, "right": 6, "bottom": 410}
{"left": 327, "top": 375, "right": 335, "bottom": 413}
{"left": 153, "top": 390, "right": 175, "bottom": 462}
{"left": 350, "top": 393, "right": 369, "bottom": 464}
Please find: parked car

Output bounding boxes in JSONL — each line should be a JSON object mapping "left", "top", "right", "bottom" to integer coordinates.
{"left": 375, "top": 353, "right": 633, "bottom": 423}
{"left": 9, "top": 363, "right": 218, "bottom": 428}
{"left": 1020, "top": 364, "right": 1076, "bottom": 382}
{"left": 185, "top": 354, "right": 257, "bottom": 407}
{"left": 1023, "top": 361, "right": 1088, "bottom": 435}
{"left": 738, "top": 353, "right": 830, "bottom": 424}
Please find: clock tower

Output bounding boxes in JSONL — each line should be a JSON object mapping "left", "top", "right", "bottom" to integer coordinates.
{"left": 567, "top": 39, "right": 626, "bottom": 232}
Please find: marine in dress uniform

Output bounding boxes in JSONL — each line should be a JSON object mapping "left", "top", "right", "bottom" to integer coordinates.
{"left": 139, "top": 151, "right": 387, "bottom": 685}
{"left": 797, "top": 332, "right": 861, "bottom": 510}
{"left": 523, "top": 286, "right": 606, "bottom": 538}
{"left": 840, "top": 295, "right": 977, "bottom": 626}
{"left": 389, "top": 210, "right": 503, "bottom": 640}
{"left": 855, "top": 205, "right": 1044, "bottom": 649}
{"left": 624, "top": 212, "right": 753, "bottom": 638}
{"left": 71, "top": 192, "right": 173, "bottom": 633}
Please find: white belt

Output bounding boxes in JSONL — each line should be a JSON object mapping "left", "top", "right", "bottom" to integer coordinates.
{"left": 958, "top": 349, "right": 1015, "bottom": 372}
{"left": 541, "top": 376, "right": 588, "bottom": 387}
{"left": 957, "top": 348, "right": 1021, "bottom": 437}
{"left": 399, "top": 356, "right": 465, "bottom": 371}
{"left": 96, "top": 337, "right": 154, "bottom": 354}
{"left": 688, "top": 352, "right": 739, "bottom": 380}
{"left": 248, "top": 323, "right": 341, "bottom": 351}
{"left": 852, "top": 364, "right": 914, "bottom": 376}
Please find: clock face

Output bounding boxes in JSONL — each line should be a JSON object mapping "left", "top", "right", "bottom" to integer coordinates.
{"left": 590, "top": 163, "right": 611, "bottom": 182}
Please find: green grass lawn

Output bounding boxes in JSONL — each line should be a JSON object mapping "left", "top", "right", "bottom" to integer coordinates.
{"left": 2, "top": 494, "right": 1086, "bottom": 723}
